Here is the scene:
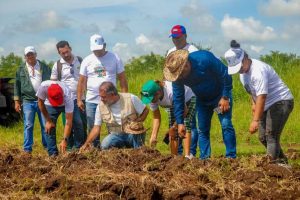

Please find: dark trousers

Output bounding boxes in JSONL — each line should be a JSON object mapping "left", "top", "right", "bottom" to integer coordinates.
{"left": 258, "top": 100, "right": 294, "bottom": 163}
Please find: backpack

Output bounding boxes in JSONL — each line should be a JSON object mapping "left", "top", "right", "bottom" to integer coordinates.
{"left": 56, "top": 56, "right": 83, "bottom": 81}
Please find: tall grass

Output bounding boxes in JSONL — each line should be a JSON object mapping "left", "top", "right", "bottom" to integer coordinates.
{"left": 0, "top": 52, "right": 299, "bottom": 158}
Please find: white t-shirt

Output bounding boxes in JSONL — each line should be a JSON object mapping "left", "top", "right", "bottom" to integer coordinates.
{"left": 51, "top": 56, "right": 81, "bottom": 100}
{"left": 26, "top": 61, "right": 42, "bottom": 92}
{"left": 94, "top": 94, "right": 145, "bottom": 126}
{"left": 167, "top": 43, "right": 198, "bottom": 56}
{"left": 80, "top": 52, "right": 124, "bottom": 103}
{"left": 36, "top": 80, "right": 74, "bottom": 113}
{"left": 240, "top": 59, "right": 293, "bottom": 111}
{"left": 149, "top": 81, "right": 195, "bottom": 111}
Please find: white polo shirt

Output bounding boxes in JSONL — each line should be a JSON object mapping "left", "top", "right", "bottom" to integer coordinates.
{"left": 167, "top": 43, "right": 198, "bottom": 56}
{"left": 51, "top": 56, "right": 81, "bottom": 100}
{"left": 240, "top": 59, "right": 293, "bottom": 111}
{"left": 26, "top": 61, "right": 42, "bottom": 92}
{"left": 36, "top": 80, "right": 74, "bottom": 113}
{"left": 80, "top": 51, "right": 124, "bottom": 104}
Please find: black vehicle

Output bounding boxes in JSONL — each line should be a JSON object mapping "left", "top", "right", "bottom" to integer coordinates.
{"left": 0, "top": 78, "right": 21, "bottom": 126}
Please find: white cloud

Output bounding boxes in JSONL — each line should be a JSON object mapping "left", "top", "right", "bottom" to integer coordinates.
{"left": 112, "top": 42, "right": 135, "bottom": 62}
{"left": 134, "top": 33, "right": 170, "bottom": 56}
{"left": 281, "top": 23, "right": 300, "bottom": 40}
{"left": 36, "top": 38, "right": 58, "bottom": 60}
{"left": 180, "top": 0, "right": 216, "bottom": 32}
{"left": 135, "top": 34, "right": 151, "bottom": 45}
{"left": 260, "top": 0, "right": 300, "bottom": 16}
{"left": 0, "top": 47, "right": 4, "bottom": 54}
{"left": 2, "top": 10, "right": 70, "bottom": 35}
{"left": 221, "top": 15, "right": 277, "bottom": 42}
{"left": 250, "top": 45, "right": 264, "bottom": 53}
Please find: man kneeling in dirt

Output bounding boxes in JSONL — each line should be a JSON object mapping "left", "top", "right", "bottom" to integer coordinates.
{"left": 80, "top": 81, "right": 149, "bottom": 150}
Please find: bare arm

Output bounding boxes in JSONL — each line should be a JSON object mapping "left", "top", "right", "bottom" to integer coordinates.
{"left": 80, "top": 125, "right": 101, "bottom": 151}
{"left": 38, "top": 98, "right": 55, "bottom": 134}
{"left": 136, "top": 106, "right": 149, "bottom": 122}
{"left": 249, "top": 94, "right": 266, "bottom": 134}
{"left": 77, "top": 75, "right": 87, "bottom": 111}
{"left": 150, "top": 109, "right": 161, "bottom": 147}
{"left": 117, "top": 72, "right": 128, "bottom": 93}
{"left": 60, "top": 112, "right": 73, "bottom": 153}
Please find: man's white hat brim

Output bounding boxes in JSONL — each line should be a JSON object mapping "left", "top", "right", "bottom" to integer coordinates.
{"left": 90, "top": 44, "right": 104, "bottom": 51}
{"left": 228, "top": 62, "right": 242, "bottom": 75}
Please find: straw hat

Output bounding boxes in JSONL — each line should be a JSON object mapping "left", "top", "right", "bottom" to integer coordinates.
{"left": 123, "top": 121, "right": 148, "bottom": 134}
{"left": 163, "top": 49, "right": 189, "bottom": 81}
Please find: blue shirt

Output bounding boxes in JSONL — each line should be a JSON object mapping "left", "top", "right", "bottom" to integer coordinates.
{"left": 172, "top": 50, "right": 232, "bottom": 124}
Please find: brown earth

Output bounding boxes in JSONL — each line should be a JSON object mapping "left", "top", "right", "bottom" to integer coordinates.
{"left": 0, "top": 147, "right": 300, "bottom": 200}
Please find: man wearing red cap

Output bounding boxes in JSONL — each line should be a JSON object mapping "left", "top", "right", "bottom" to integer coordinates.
{"left": 166, "top": 25, "right": 199, "bottom": 158}
{"left": 36, "top": 80, "right": 74, "bottom": 156}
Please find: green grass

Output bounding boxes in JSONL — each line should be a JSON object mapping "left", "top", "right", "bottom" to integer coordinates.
{"left": 1, "top": 52, "right": 299, "bottom": 159}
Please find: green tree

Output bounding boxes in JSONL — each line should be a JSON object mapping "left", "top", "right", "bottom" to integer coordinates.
{"left": 0, "top": 53, "right": 23, "bottom": 78}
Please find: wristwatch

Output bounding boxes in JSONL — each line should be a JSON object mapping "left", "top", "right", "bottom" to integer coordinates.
{"left": 63, "top": 137, "right": 68, "bottom": 142}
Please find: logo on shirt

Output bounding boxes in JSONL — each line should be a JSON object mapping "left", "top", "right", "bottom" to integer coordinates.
{"left": 94, "top": 66, "right": 106, "bottom": 77}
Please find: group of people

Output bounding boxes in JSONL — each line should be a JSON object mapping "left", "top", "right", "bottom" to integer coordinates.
{"left": 14, "top": 25, "right": 294, "bottom": 164}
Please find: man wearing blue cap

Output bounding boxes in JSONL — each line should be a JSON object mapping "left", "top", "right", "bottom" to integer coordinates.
{"left": 167, "top": 25, "right": 199, "bottom": 157}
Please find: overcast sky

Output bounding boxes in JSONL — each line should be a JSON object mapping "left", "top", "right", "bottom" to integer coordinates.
{"left": 0, "top": 0, "right": 299, "bottom": 63}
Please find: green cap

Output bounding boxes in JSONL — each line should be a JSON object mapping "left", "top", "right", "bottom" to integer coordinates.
{"left": 141, "top": 80, "right": 160, "bottom": 104}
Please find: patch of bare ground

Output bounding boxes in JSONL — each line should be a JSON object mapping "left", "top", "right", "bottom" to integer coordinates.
{"left": 0, "top": 147, "right": 300, "bottom": 199}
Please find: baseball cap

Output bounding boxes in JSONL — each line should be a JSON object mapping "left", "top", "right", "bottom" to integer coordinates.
{"left": 48, "top": 84, "right": 64, "bottom": 107}
{"left": 141, "top": 80, "right": 160, "bottom": 104}
{"left": 169, "top": 25, "right": 186, "bottom": 38}
{"left": 90, "top": 34, "right": 105, "bottom": 51}
{"left": 224, "top": 48, "right": 245, "bottom": 75}
{"left": 24, "top": 46, "right": 36, "bottom": 55}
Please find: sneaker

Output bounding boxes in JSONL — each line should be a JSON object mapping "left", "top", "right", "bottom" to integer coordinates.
{"left": 277, "top": 163, "right": 292, "bottom": 170}
{"left": 185, "top": 154, "right": 194, "bottom": 160}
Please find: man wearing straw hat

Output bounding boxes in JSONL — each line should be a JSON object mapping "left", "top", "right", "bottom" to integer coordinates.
{"left": 80, "top": 81, "right": 149, "bottom": 150}
{"left": 163, "top": 49, "right": 236, "bottom": 159}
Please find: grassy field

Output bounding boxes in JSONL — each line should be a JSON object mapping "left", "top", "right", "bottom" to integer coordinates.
{"left": 0, "top": 52, "right": 299, "bottom": 162}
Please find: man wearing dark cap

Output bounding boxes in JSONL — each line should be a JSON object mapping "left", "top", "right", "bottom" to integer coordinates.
{"left": 14, "top": 46, "right": 51, "bottom": 154}
{"left": 36, "top": 80, "right": 74, "bottom": 156}
{"left": 163, "top": 49, "right": 237, "bottom": 160}
{"left": 167, "top": 25, "right": 199, "bottom": 157}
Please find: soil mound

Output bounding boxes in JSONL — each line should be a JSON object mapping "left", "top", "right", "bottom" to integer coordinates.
{"left": 0, "top": 147, "right": 300, "bottom": 199}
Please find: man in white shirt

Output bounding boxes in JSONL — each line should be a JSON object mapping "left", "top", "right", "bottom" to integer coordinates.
{"left": 80, "top": 82, "right": 148, "bottom": 150}
{"left": 51, "top": 40, "right": 86, "bottom": 150}
{"left": 225, "top": 40, "right": 294, "bottom": 164}
{"left": 37, "top": 81, "right": 74, "bottom": 156}
{"left": 14, "top": 46, "right": 51, "bottom": 154}
{"left": 77, "top": 34, "right": 128, "bottom": 148}
{"left": 167, "top": 25, "right": 199, "bottom": 157}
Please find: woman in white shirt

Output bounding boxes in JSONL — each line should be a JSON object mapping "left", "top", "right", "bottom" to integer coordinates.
{"left": 224, "top": 40, "right": 294, "bottom": 164}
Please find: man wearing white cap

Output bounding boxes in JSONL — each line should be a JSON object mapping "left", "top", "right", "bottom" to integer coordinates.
{"left": 224, "top": 40, "right": 294, "bottom": 164}
{"left": 14, "top": 46, "right": 51, "bottom": 154}
{"left": 77, "top": 34, "right": 128, "bottom": 147}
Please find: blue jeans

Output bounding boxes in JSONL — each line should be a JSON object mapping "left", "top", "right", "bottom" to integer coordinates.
{"left": 45, "top": 105, "right": 65, "bottom": 156}
{"left": 23, "top": 101, "right": 47, "bottom": 152}
{"left": 177, "top": 114, "right": 199, "bottom": 156}
{"left": 86, "top": 102, "right": 100, "bottom": 147}
{"left": 101, "top": 133, "right": 145, "bottom": 150}
{"left": 64, "top": 100, "right": 86, "bottom": 149}
{"left": 197, "top": 95, "right": 236, "bottom": 159}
